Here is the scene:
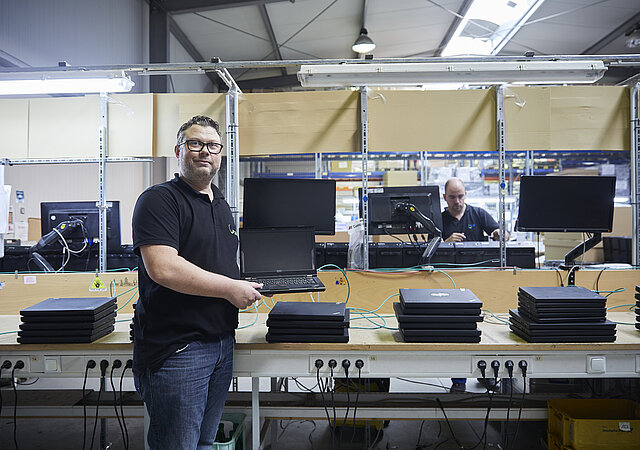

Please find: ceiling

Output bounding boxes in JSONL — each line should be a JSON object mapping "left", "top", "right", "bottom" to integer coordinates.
{"left": 160, "top": 0, "right": 640, "bottom": 90}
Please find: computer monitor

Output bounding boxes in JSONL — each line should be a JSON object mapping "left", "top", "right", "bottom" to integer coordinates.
{"left": 515, "top": 176, "right": 615, "bottom": 233}
{"left": 515, "top": 175, "right": 615, "bottom": 266}
{"left": 242, "top": 178, "right": 337, "bottom": 235}
{"left": 40, "top": 201, "right": 122, "bottom": 251}
{"left": 359, "top": 186, "right": 443, "bottom": 236}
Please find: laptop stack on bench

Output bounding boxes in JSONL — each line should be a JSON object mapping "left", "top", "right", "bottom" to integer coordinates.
{"left": 18, "top": 297, "right": 116, "bottom": 344}
{"left": 509, "top": 286, "right": 616, "bottom": 343}
{"left": 394, "top": 288, "right": 483, "bottom": 343}
{"left": 265, "top": 301, "right": 349, "bottom": 343}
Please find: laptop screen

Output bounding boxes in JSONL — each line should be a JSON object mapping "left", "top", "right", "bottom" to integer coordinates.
{"left": 240, "top": 227, "right": 317, "bottom": 277}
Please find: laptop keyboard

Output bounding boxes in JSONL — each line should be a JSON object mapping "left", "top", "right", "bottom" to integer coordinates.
{"left": 253, "top": 277, "right": 317, "bottom": 288}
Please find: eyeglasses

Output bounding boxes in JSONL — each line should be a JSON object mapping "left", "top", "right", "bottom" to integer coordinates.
{"left": 180, "top": 139, "right": 224, "bottom": 155}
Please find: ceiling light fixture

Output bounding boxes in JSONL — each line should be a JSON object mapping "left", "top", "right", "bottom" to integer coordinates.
{"left": 441, "top": 0, "right": 546, "bottom": 56}
{"left": 0, "top": 69, "right": 135, "bottom": 95}
{"left": 297, "top": 60, "right": 607, "bottom": 87}
{"left": 352, "top": 28, "right": 376, "bottom": 54}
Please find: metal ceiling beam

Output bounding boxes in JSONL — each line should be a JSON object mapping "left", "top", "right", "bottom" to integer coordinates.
{"left": 258, "top": 4, "right": 287, "bottom": 76}
{"left": 168, "top": 16, "right": 222, "bottom": 89}
{"left": 164, "top": 0, "right": 291, "bottom": 14}
{"left": 433, "top": 0, "right": 473, "bottom": 57}
{"left": 581, "top": 11, "right": 640, "bottom": 54}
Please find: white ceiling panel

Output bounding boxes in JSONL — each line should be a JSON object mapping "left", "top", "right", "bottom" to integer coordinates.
{"left": 500, "top": 0, "right": 640, "bottom": 55}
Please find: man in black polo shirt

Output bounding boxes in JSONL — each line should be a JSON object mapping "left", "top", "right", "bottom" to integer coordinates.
{"left": 132, "top": 115, "right": 262, "bottom": 449}
{"left": 442, "top": 177, "right": 507, "bottom": 392}
{"left": 442, "top": 177, "right": 507, "bottom": 242}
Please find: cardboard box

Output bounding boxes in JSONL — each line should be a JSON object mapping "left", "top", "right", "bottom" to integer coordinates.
{"left": 28, "top": 217, "right": 41, "bottom": 242}
{"left": 383, "top": 170, "right": 418, "bottom": 187}
{"left": 331, "top": 160, "right": 351, "bottom": 172}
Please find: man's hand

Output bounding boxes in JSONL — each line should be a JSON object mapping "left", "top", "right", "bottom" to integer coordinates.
{"left": 445, "top": 232, "right": 465, "bottom": 242}
{"left": 490, "top": 229, "right": 509, "bottom": 241}
{"left": 226, "top": 280, "right": 263, "bottom": 309}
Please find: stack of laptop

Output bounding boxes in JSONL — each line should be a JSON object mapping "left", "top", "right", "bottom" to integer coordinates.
{"left": 635, "top": 286, "right": 640, "bottom": 331}
{"left": 394, "top": 288, "right": 483, "bottom": 343}
{"left": 509, "top": 286, "right": 616, "bottom": 343}
{"left": 18, "top": 297, "right": 116, "bottom": 344}
{"left": 265, "top": 301, "right": 349, "bottom": 343}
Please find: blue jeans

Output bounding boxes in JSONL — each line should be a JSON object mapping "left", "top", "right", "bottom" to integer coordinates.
{"left": 134, "top": 335, "right": 235, "bottom": 450}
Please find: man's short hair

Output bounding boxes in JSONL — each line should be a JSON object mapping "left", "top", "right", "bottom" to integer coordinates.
{"left": 176, "top": 115, "right": 221, "bottom": 145}
{"left": 444, "top": 177, "right": 465, "bottom": 193}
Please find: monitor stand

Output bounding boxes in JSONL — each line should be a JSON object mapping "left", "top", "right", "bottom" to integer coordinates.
{"left": 559, "top": 232, "right": 602, "bottom": 285}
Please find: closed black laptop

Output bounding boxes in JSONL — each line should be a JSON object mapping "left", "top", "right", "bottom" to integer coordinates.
{"left": 399, "top": 329, "right": 481, "bottom": 343}
{"left": 518, "top": 286, "right": 605, "bottom": 303}
{"left": 400, "top": 288, "right": 482, "bottom": 309}
{"left": 393, "top": 303, "right": 484, "bottom": 322}
{"left": 19, "top": 312, "right": 116, "bottom": 331}
{"left": 268, "top": 301, "right": 346, "bottom": 321}
{"left": 267, "top": 310, "right": 350, "bottom": 328}
{"left": 20, "top": 304, "right": 117, "bottom": 323}
{"left": 266, "top": 328, "right": 349, "bottom": 343}
{"left": 240, "top": 227, "right": 325, "bottom": 295}
{"left": 17, "top": 325, "right": 114, "bottom": 344}
{"left": 20, "top": 297, "right": 116, "bottom": 317}
{"left": 509, "top": 310, "right": 615, "bottom": 334}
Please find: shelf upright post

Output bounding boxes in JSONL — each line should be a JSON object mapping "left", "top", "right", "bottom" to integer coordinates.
{"left": 97, "top": 93, "right": 108, "bottom": 273}
{"left": 420, "top": 151, "right": 427, "bottom": 186}
{"left": 315, "top": 152, "right": 322, "bottom": 179}
{"left": 225, "top": 87, "right": 241, "bottom": 240}
{"left": 496, "top": 85, "right": 507, "bottom": 267}
{"left": 632, "top": 83, "right": 639, "bottom": 266}
{"left": 360, "top": 86, "right": 370, "bottom": 269}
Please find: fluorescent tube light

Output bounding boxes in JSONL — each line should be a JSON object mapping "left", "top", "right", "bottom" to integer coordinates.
{"left": 298, "top": 60, "right": 606, "bottom": 87}
{"left": 441, "top": 0, "right": 545, "bottom": 56}
{"left": 0, "top": 70, "right": 135, "bottom": 95}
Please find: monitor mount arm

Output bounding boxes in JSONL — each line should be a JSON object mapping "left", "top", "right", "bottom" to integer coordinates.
{"left": 29, "top": 219, "right": 84, "bottom": 272}
{"left": 559, "top": 232, "right": 602, "bottom": 282}
{"left": 393, "top": 201, "right": 443, "bottom": 265}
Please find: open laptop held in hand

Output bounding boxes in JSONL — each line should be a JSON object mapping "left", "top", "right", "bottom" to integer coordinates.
{"left": 240, "top": 227, "right": 326, "bottom": 296}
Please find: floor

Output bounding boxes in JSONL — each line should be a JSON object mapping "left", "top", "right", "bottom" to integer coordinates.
{"left": 0, "top": 377, "right": 551, "bottom": 450}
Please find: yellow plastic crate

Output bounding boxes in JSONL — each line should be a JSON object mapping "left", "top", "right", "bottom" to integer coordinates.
{"left": 548, "top": 399, "right": 640, "bottom": 450}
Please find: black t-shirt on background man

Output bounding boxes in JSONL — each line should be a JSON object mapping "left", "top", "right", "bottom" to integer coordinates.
{"left": 132, "top": 174, "right": 239, "bottom": 372}
{"left": 442, "top": 204, "right": 499, "bottom": 242}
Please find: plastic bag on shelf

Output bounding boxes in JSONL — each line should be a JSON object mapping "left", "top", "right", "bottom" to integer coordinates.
{"left": 347, "top": 219, "right": 365, "bottom": 269}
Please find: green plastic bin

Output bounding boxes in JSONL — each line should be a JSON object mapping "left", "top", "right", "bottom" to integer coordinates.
{"left": 211, "top": 413, "right": 245, "bottom": 450}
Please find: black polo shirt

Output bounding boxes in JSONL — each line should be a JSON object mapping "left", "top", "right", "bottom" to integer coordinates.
{"left": 442, "top": 204, "right": 499, "bottom": 242}
{"left": 132, "top": 174, "right": 239, "bottom": 372}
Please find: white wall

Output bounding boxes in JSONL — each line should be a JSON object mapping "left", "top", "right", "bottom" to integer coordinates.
{"left": 4, "top": 162, "right": 152, "bottom": 245}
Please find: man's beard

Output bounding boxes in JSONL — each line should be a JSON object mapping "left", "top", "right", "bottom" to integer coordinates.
{"left": 179, "top": 158, "right": 219, "bottom": 185}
